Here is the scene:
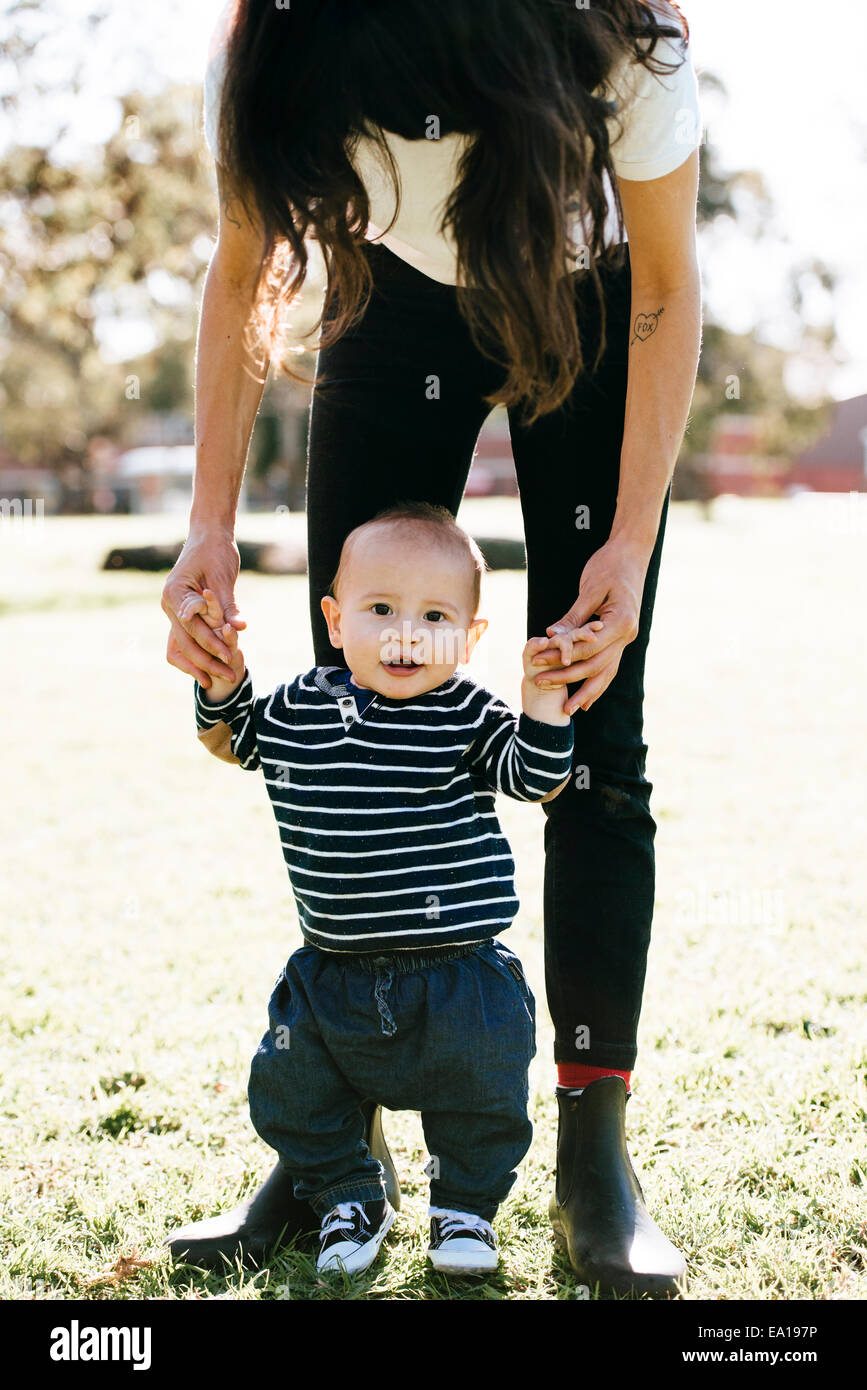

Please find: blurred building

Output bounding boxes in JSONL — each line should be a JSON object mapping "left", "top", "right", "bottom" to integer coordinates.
{"left": 701, "top": 415, "right": 789, "bottom": 497}
{"left": 789, "top": 393, "right": 867, "bottom": 493}
{"left": 466, "top": 406, "right": 518, "bottom": 496}
{"left": 0, "top": 447, "right": 62, "bottom": 514}
{"left": 92, "top": 444, "right": 252, "bottom": 515}
{"left": 109, "top": 445, "right": 197, "bottom": 514}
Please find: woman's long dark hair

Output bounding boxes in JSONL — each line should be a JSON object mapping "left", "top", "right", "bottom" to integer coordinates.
{"left": 216, "top": 0, "right": 690, "bottom": 425}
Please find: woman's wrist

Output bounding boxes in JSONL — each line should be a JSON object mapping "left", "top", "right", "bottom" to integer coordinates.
{"left": 607, "top": 514, "right": 659, "bottom": 564}
{"left": 187, "top": 511, "right": 237, "bottom": 541}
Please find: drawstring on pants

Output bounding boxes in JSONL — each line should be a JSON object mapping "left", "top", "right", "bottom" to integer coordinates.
{"left": 373, "top": 960, "right": 398, "bottom": 1037}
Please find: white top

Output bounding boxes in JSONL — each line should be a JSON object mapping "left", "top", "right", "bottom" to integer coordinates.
{"left": 203, "top": 3, "right": 702, "bottom": 286}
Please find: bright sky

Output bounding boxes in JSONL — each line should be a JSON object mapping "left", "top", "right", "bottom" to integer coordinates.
{"left": 3, "top": 0, "right": 866, "bottom": 401}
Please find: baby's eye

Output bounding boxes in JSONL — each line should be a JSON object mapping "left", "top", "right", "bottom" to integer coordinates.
{"left": 371, "top": 603, "right": 392, "bottom": 616}
{"left": 424, "top": 610, "right": 446, "bottom": 623}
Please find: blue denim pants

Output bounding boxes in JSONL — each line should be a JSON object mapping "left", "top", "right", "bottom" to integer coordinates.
{"left": 247, "top": 937, "right": 536, "bottom": 1220}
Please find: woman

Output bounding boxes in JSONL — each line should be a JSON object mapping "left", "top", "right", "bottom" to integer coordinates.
{"left": 162, "top": 0, "right": 702, "bottom": 1297}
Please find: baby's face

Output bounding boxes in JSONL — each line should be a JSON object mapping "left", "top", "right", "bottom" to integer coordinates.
{"left": 321, "top": 527, "right": 485, "bottom": 698}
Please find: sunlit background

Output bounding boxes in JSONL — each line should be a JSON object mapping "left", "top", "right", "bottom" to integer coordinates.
{"left": 2, "top": 0, "right": 866, "bottom": 509}
{"left": 5, "top": 0, "right": 867, "bottom": 383}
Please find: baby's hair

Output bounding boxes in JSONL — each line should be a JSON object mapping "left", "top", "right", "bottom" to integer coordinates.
{"left": 326, "top": 500, "right": 486, "bottom": 613}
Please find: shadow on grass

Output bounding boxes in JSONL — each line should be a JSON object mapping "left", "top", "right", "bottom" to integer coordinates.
{"left": 159, "top": 1230, "right": 685, "bottom": 1302}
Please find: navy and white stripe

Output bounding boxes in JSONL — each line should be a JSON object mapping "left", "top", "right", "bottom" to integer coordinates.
{"left": 194, "top": 665, "right": 573, "bottom": 953}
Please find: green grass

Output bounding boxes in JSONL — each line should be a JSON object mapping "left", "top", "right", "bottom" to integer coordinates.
{"left": 1, "top": 498, "right": 865, "bottom": 1300}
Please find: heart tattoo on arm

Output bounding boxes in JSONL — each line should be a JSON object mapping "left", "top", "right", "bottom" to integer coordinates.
{"left": 630, "top": 306, "right": 665, "bottom": 347}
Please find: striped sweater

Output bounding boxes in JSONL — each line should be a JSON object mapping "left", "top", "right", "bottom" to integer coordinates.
{"left": 193, "top": 665, "right": 574, "bottom": 953}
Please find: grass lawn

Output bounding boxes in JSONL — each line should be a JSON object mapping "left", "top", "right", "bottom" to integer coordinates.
{"left": 1, "top": 496, "right": 865, "bottom": 1301}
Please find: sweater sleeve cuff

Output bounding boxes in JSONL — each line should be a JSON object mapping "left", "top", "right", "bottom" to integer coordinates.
{"left": 516, "top": 711, "right": 574, "bottom": 757}
{"left": 194, "top": 669, "right": 252, "bottom": 728}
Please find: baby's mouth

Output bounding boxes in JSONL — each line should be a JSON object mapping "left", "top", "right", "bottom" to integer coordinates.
{"left": 381, "top": 657, "right": 424, "bottom": 673}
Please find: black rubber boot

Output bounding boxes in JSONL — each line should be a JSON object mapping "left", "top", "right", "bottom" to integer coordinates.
{"left": 164, "top": 1100, "right": 400, "bottom": 1270}
{"left": 549, "top": 1077, "right": 686, "bottom": 1298}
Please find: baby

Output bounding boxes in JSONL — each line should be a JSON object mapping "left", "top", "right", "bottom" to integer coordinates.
{"left": 187, "top": 501, "right": 598, "bottom": 1277}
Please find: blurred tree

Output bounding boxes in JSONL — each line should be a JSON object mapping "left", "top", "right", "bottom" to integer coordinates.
{"left": 682, "top": 72, "right": 839, "bottom": 488}
{"left": 0, "top": 83, "right": 219, "bottom": 468}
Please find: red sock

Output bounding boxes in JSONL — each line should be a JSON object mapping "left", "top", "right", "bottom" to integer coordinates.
{"left": 557, "top": 1063, "right": 631, "bottom": 1094}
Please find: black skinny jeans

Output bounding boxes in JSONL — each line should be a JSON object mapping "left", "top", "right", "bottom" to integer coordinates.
{"left": 305, "top": 240, "right": 670, "bottom": 1069}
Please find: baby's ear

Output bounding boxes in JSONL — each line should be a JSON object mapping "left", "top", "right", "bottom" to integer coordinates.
{"left": 320, "top": 594, "right": 343, "bottom": 646}
{"left": 463, "top": 616, "right": 488, "bottom": 660}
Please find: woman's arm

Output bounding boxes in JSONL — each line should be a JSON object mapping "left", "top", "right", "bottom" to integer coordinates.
{"left": 610, "top": 146, "right": 702, "bottom": 552}
{"left": 161, "top": 164, "right": 270, "bottom": 685}
{"left": 532, "top": 149, "right": 703, "bottom": 713}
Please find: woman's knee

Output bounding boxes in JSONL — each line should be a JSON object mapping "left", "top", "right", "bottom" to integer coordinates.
{"left": 543, "top": 766, "right": 654, "bottom": 831}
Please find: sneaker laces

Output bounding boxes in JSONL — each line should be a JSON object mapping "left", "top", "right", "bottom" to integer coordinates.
{"left": 429, "top": 1207, "right": 494, "bottom": 1240}
{"left": 320, "top": 1202, "right": 370, "bottom": 1243}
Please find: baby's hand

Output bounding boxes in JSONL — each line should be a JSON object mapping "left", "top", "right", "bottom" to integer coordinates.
{"left": 194, "top": 589, "right": 246, "bottom": 701}
{"left": 525, "top": 620, "right": 605, "bottom": 680}
{"left": 521, "top": 621, "right": 604, "bottom": 724}
{"left": 522, "top": 622, "right": 603, "bottom": 681}
{"left": 178, "top": 586, "right": 224, "bottom": 633}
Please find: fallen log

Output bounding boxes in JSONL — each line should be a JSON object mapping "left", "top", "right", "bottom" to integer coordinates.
{"left": 102, "top": 534, "right": 525, "bottom": 575}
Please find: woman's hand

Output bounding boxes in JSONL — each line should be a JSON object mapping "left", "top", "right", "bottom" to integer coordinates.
{"left": 161, "top": 528, "right": 246, "bottom": 687}
{"left": 530, "top": 536, "right": 652, "bottom": 715}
